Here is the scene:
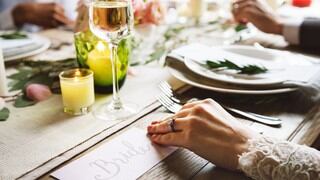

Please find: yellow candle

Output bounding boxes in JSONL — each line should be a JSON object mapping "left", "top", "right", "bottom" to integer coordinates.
{"left": 59, "top": 69, "right": 95, "bottom": 115}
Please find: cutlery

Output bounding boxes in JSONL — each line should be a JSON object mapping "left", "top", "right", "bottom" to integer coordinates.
{"left": 157, "top": 81, "right": 282, "bottom": 126}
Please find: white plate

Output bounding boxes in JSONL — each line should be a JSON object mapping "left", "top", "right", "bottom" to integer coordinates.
{"left": 182, "top": 44, "right": 314, "bottom": 86}
{"left": 168, "top": 66, "right": 297, "bottom": 95}
{"left": 1, "top": 33, "right": 51, "bottom": 61}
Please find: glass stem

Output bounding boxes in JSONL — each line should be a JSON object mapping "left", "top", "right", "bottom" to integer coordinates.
{"left": 109, "top": 42, "right": 122, "bottom": 110}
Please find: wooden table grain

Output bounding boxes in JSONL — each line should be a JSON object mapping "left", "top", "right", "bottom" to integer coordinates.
{"left": 39, "top": 84, "right": 320, "bottom": 180}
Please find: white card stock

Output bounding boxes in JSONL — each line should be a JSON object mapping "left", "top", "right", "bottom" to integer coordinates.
{"left": 51, "top": 128, "right": 177, "bottom": 180}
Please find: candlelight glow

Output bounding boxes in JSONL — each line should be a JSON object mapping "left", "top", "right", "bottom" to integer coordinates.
{"left": 96, "top": 41, "right": 107, "bottom": 52}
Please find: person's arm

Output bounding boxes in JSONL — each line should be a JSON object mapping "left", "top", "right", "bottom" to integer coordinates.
{"left": 299, "top": 18, "right": 320, "bottom": 49}
{"left": 232, "top": 0, "right": 320, "bottom": 50}
{"left": 239, "top": 136, "right": 320, "bottom": 180}
{"left": 282, "top": 18, "right": 303, "bottom": 45}
{"left": 0, "top": 3, "right": 73, "bottom": 30}
{"left": 147, "top": 99, "right": 320, "bottom": 179}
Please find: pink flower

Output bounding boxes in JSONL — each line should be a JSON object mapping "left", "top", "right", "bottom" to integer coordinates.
{"left": 26, "top": 84, "right": 52, "bottom": 102}
{"left": 132, "top": 0, "right": 147, "bottom": 24}
{"left": 132, "top": 0, "right": 166, "bottom": 25}
{"left": 0, "top": 97, "right": 5, "bottom": 110}
{"left": 142, "top": 0, "right": 166, "bottom": 25}
{"left": 132, "top": 0, "right": 146, "bottom": 11}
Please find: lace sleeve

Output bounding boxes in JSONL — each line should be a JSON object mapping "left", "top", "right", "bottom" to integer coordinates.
{"left": 238, "top": 136, "right": 320, "bottom": 180}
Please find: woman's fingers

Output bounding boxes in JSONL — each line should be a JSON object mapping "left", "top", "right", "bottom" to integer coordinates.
{"left": 150, "top": 132, "right": 185, "bottom": 146}
{"left": 174, "top": 108, "right": 192, "bottom": 118}
{"left": 148, "top": 118, "right": 188, "bottom": 134}
{"left": 53, "top": 13, "right": 70, "bottom": 25}
{"left": 180, "top": 99, "right": 212, "bottom": 111}
{"left": 180, "top": 101, "right": 202, "bottom": 110}
{"left": 53, "top": 3, "right": 65, "bottom": 14}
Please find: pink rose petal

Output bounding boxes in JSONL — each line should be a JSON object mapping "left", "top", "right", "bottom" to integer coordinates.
{"left": 127, "top": 67, "right": 138, "bottom": 77}
{"left": 0, "top": 97, "right": 5, "bottom": 110}
{"left": 26, "top": 84, "right": 52, "bottom": 102}
{"left": 143, "top": 0, "right": 166, "bottom": 25}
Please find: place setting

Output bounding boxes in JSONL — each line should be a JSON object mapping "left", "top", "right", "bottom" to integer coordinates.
{"left": 0, "top": 31, "right": 51, "bottom": 62}
{"left": 165, "top": 43, "right": 320, "bottom": 96}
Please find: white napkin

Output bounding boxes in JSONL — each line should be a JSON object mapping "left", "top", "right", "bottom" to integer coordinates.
{"left": 170, "top": 44, "right": 320, "bottom": 101}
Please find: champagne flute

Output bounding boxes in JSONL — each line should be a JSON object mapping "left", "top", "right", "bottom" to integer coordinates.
{"left": 89, "top": 0, "right": 136, "bottom": 121}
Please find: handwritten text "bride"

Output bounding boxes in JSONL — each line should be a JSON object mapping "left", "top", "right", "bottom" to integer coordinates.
{"left": 89, "top": 140, "right": 151, "bottom": 180}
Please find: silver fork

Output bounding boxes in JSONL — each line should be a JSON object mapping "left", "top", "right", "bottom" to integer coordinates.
{"left": 157, "top": 82, "right": 282, "bottom": 126}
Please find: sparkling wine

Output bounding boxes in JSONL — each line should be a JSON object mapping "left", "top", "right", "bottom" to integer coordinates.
{"left": 90, "top": 1, "right": 131, "bottom": 41}
{"left": 88, "top": 0, "right": 137, "bottom": 121}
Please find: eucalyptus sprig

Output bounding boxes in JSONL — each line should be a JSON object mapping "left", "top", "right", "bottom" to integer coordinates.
{"left": 131, "top": 25, "right": 187, "bottom": 66}
{"left": 206, "top": 59, "right": 268, "bottom": 75}
{"left": 0, "top": 31, "right": 28, "bottom": 39}
{"left": 235, "top": 24, "right": 248, "bottom": 32}
{"left": 0, "top": 107, "right": 9, "bottom": 121}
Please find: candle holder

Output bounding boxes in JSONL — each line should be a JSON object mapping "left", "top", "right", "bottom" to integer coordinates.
{"left": 74, "top": 3, "right": 131, "bottom": 94}
{"left": 59, "top": 69, "right": 95, "bottom": 115}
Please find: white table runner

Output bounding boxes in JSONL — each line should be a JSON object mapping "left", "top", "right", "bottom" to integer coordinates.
{"left": 0, "top": 66, "right": 182, "bottom": 180}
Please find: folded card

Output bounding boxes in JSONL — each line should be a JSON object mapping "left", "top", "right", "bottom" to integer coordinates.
{"left": 51, "top": 128, "right": 177, "bottom": 180}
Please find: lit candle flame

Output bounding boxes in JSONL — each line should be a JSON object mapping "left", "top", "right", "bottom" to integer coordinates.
{"left": 96, "top": 41, "right": 106, "bottom": 52}
{"left": 74, "top": 70, "right": 81, "bottom": 82}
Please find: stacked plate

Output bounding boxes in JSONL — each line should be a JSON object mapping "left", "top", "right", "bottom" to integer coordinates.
{"left": 0, "top": 32, "right": 51, "bottom": 62}
{"left": 166, "top": 44, "right": 320, "bottom": 95}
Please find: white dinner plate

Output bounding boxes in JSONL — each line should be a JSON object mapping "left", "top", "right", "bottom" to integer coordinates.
{"left": 168, "top": 66, "right": 297, "bottom": 95}
{"left": 0, "top": 33, "right": 51, "bottom": 61}
{"left": 180, "top": 44, "right": 314, "bottom": 86}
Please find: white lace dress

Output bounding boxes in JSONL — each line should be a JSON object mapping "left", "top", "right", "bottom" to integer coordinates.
{"left": 238, "top": 137, "right": 320, "bottom": 180}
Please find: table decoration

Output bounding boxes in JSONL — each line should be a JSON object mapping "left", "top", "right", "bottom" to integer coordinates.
{"left": 0, "top": 59, "right": 78, "bottom": 121}
{"left": 165, "top": 54, "right": 297, "bottom": 95}
{"left": 74, "top": 0, "right": 165, "bottom": 93}
{"left": 1, "top": 33, "right": 51, "bottom": 62}
{"left": 0, "top": 31, "right": 28, "bottom": 40}
{"left": 59, "top": 69, "right": 95, "bottom": 115}
{"left": 88, "top": 0, "right": 140, "bottom": 121}
{"left": 205, "top": 59, "right": 268, "bottom": 74}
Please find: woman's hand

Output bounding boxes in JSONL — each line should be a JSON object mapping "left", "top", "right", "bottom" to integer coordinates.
{"left": 231, "top": 0, "right": 283, "bottom": 35}
{"left": 12, "top": 3, "right": 73, "bottom": 28}
{"left": 147, "top": 99, "right": 260, "bottom": 170}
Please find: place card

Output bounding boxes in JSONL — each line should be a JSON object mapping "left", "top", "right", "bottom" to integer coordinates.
{"left": 51, "top": 128, "right": 177, "bottom": 180}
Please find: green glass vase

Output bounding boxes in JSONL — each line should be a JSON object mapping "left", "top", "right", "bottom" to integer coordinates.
{"left": 74, "top": 30, "right": 132, "bottom": 94}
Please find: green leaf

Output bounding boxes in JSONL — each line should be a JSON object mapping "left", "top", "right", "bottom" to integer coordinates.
{"left": 0, "top": 31, "right": 28, "bottom": 39}
{"left": 7, "top": 69, "right": 33, "bottom": 80}
{"left": 206, "top": 59, "right": 268, "bottom": 75}
{"left": 220, "top": 59, "right": 241, "bottom": 70}
{"left": 0, "top": 108, "right": 10, "bottom": 121}
{"left": 239, "top": 65, "right": 268, "bottom": 74}
{"left": 14, "top": 96, "right": 36, "bottom": 108}
{"left": 9, "top": 78, "right": 30, "bottom": 92}
{"left": 145, "top": 48, "right": 166, "bottom": 65}
{"left": 27, "top": 73, "right": 54, "bottom": 87}
{"left": 235, "top": 24, "right": 248, "bottom": 32}
{"left": 164, "top": 26, "right": 184, "bottom": 40}
{"left": 208, "top": 20, "right": 218, "bottom": 25}
{"left": 206, "top": 61, "right": 225, "bottom": 68}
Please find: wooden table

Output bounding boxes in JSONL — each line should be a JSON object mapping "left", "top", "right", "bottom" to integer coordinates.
{"left": 3, "top": 28, "right": 320, "bottom": 180}
{"left": 38, "top": 79, "right": 320, "bottom": 179}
